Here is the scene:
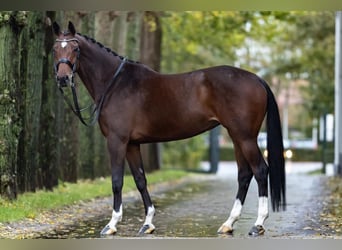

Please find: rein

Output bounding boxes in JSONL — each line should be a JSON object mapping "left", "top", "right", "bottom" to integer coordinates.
{"left": 54, "top": 38, "right": 127, "bottom": 126}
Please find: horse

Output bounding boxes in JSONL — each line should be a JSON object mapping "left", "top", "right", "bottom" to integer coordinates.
{"left": 52, "top": 21, "right": 286, "bottom": 237}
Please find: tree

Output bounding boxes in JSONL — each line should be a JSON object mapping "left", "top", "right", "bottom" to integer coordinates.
{"left": 17, "top": 11, "right": 46, "bottom": 192}
{"left": 91, "top": 11, "right": 119, "bottom": 178}
{"left": 39, "top": 11, "right": 59, "bottom": 190}
{"left": 0, "top": 11, "right": 27, "bottom": 199}
{"left": 54, "top": 11, "right": 80, "bottom": 183}
{"left": 139, "top": 11, "right": 162, "bottom": 172}
{"left": 293, "top": 12, "right": 335, "bottom": 119}
{"left": 74, "top": 11, "right": 97, "bottom": 180}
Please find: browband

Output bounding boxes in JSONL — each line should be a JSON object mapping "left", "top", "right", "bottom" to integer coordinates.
{"left": 55, "top": 38, "right": 79, "bottom": 43}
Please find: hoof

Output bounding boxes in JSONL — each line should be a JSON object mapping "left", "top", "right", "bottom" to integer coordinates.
{"left": 138, "top": 224, "right": 155, "bottom": 235}
{"left": 100, "top": 225, "right": 117, "bottom": 235}
{"left": 217, "top": 225, "right": 233, "bottom": 235}
{"left": 248, "top": 225, "right": 265, "bottom": 236}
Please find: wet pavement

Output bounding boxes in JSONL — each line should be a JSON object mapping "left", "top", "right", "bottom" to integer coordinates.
{"left": 39, "top": 161, "right": 340, "bottom": 239}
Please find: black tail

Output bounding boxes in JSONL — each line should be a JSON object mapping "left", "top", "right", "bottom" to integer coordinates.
{"left": 260, "top": 79, "right": 286, "bottom": 212}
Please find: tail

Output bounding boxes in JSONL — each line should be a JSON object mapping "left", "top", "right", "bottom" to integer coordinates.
{"left": 260, "top": 79, "right": 286, "bottom": 212}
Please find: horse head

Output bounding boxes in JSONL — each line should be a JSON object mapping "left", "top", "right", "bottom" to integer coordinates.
{"left": 52, "top": 21, "right": 80, "bottom": 88}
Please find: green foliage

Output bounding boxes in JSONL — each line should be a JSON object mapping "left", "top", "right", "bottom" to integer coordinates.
{"left": 161, "top": 11, "right": 252, "bottom": 73}
{"left": 162, "top": 135, "right": 206, "bottom": 170}
{"left": 295, "top": 12, "right": 335, "bottom": 118}
{"left": 0, "top": 11, "right": 28, "bottom": 26}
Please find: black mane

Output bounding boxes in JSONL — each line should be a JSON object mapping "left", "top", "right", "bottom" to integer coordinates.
{"left": 77, "top": 32, "right": 139, "bottom": 64}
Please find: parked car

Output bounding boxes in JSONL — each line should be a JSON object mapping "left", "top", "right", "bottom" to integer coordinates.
{"left": 258, "top": 133, "right": 293, "bottom": 160}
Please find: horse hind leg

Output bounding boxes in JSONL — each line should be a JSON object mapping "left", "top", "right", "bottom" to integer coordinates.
{"left": 126, "top": 144, "right": 156, "bottom": 235}
{"left": 239, "top": 139, "right": 269, "bottom": 236}
{"left": 218, "top": 144, "right": 253, "bottom": 234}
{"left": 248, "top": 158, "right": 269, "bottom": 236}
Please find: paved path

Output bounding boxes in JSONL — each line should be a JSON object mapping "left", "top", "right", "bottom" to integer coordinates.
{"left": 40, "top": 161, "right": 338, "bottom": 239}
{"left": 196, "top": 161, "right": 329, "bottom": 238}
{"left": 141, "top": 161, "right": 331, "bottom": 238}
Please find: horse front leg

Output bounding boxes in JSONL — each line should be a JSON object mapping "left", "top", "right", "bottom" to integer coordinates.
{"left": 126, "top": 143, "right": 155, "bottom": 235}
{"left": 100, "top": 136, "right": 127, "bottom": 236}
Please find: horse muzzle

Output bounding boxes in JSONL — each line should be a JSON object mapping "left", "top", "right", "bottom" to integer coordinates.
{"left": 56, "top": 75, "right": 73, "bottom": 88}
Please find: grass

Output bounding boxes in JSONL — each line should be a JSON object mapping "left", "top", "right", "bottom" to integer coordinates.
{"left": 0, "top": 169, "right": 189, "bottom": 223}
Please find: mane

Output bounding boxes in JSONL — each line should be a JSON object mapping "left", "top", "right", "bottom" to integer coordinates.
{"left": 77, "top": 33, "right": 140, "bottom": 64}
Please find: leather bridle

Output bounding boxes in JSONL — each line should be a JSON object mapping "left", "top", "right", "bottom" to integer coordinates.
{"left": 53, "top": 38, "right": 126, "bottom": 126}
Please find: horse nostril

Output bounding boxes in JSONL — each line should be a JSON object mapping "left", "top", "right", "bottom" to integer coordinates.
{"left": 56, "top": 75, "right": 70, "bottom": 87}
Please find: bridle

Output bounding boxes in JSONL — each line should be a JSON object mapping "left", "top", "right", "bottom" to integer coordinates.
{"left": 53, "top": 37, "right": 126, "bottom": 126}
{"left": 54, "top": 38, "right": 80, "bottom": 85}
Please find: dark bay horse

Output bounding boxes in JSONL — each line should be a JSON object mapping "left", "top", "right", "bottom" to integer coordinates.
{"left": 52, "top": 21, "right": 286, "bottom": 236}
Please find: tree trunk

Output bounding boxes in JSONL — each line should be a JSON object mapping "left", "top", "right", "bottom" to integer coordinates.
{"left": 139, "top": 11, "right": 162, "bottom": 172}
{"left": 112, "top": 11, "right": 129, "bottom": 55}
{"left": 140, "top": 11, "right": 162, "bottom": 70}
{"left": 56, "top": 11, "right": 79, "bottom": 183}
{"left": 95, "top": 11, "right": 116, "bottom": 48}
{"left": 0, "top": 12, "right": 26, "bottom": 199}
{"left": 39, "top": 11, "right": 59, "bottom": 190}
{"left": 92, "top": 11, "right": 117, "bottom": 177}
{"left": 17, "top": 11, "right": 45, "bottom": 192}
{"left": 77, "top": 12, "right": 96, "bottom": 179}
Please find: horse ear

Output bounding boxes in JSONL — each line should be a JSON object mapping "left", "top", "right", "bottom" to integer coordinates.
{"left": 68, "top": 21, "right": 76, "bottom": 36}
{"left": 52, "top": 21, "right": 61, "bottom": 36}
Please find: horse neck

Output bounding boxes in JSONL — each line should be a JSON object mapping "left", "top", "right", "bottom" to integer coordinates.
{"left": 76, "top": 35, "right": 123, "bottom": 101}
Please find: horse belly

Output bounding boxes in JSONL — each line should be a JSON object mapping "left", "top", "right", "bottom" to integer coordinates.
{"left": 131, "top": 114, "right": 218, "bottom": 144}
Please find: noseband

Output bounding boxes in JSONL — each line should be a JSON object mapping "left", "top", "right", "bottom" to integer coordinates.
{"left": 54, "top": 37, "right": 127, "bottom": 126}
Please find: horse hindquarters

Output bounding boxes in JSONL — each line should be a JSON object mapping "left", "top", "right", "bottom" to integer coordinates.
{"left": 217, "top": 78, "right": 272, "bottom": 236}
{"left": 218, "top": 134, "right": 270, "bottom": 236}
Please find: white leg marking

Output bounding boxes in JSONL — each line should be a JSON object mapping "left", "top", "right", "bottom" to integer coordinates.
{"left": 139, "top": 205, "right": 156, "bottom": 234}
{"left": 108, "top": 204, "right": 123, "bottom": 229}
{"left": 255, "top": 196, "right": 269, "bottom": 226}
{"left": 144, "top": 205, "right": 155, "bottom": 225}
{"left": 220, "top": 199, "right": 243, "bottom": 230}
